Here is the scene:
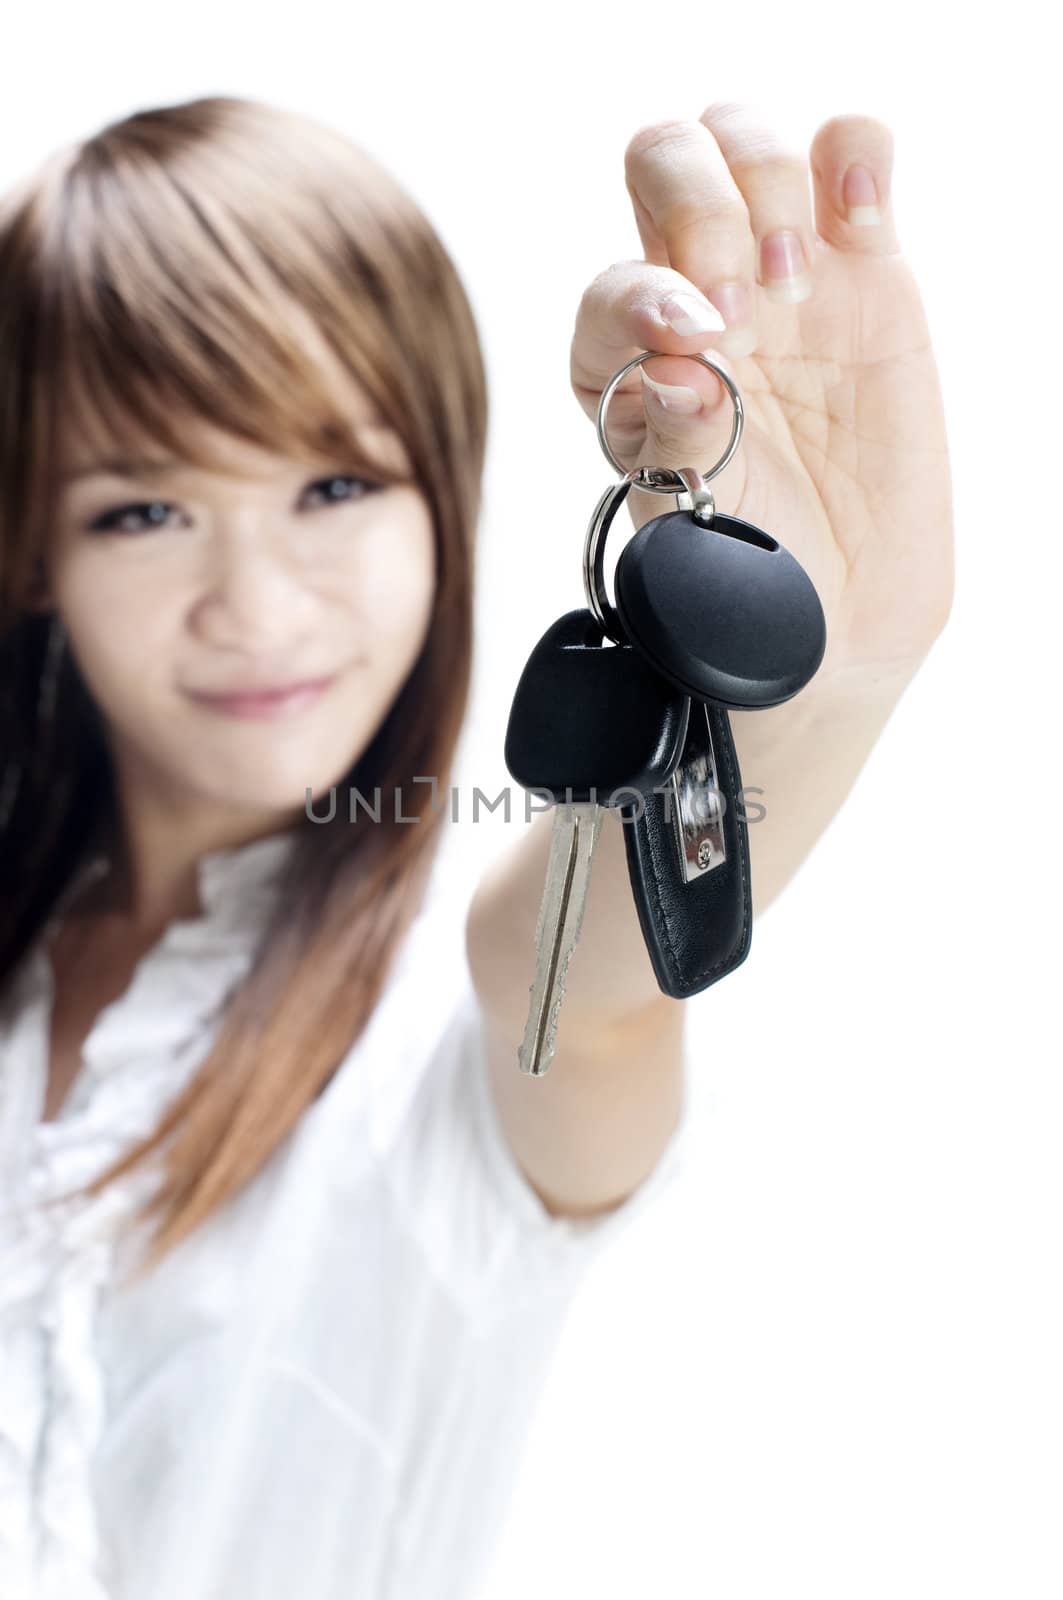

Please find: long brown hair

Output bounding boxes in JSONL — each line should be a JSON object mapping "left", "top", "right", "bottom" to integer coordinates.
{"left": 0, "top": 95, "right": 487, "bottom": 1277}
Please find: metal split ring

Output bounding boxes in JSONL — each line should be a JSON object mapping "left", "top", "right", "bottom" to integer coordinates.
{"left": 594, "top": 348, "right": 744, "bottom": 489}
{"left": 583, "top": 349, "right": 745, "bottom": 643}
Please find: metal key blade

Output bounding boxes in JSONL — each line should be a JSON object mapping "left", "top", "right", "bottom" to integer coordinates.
{"left": 519, "top": 801, "right": 604, "bottom": 1077}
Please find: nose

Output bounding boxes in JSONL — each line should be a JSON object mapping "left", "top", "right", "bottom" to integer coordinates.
{"left": 191, "top": 516, "right": 319, "bottom": 652}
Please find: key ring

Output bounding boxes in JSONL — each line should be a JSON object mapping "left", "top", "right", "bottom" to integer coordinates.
{"left": 594, "top": 348, "right": 745, "bottom": 490}
{"left": 584, "top": 350, "right": 745, "bottom": 643}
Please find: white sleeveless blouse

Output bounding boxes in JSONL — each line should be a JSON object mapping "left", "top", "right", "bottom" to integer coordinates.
{"left": 0, "top": 831, "right": 690, "bottom": 1599}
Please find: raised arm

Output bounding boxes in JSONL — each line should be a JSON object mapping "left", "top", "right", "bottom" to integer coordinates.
{"left": 467, "top": 102, "right": 953, "bottom": 1219}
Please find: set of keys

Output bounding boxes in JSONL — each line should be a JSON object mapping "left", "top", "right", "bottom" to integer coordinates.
{"left": 504, "top": 350, "right": 828, "bottom": 1076}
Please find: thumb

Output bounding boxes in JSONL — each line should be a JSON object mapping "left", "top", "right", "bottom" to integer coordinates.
{"left": 633, "top": 349, "right": 742, "bottom": 524}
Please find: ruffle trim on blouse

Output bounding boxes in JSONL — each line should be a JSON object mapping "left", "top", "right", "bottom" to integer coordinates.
{"left": 0, "top": 829, "right": 296, "bottom": 1598}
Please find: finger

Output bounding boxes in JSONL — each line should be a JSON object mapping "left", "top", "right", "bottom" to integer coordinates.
{"left": 698, "top": 101, "right": 819, "bottom": 306}
{"left": 624, "top": 120, "right": 759, "bottom": 359}
{"left": 571, "top": 258, "right": 736, "bottom": 474}
{"left": 808, "top": 113, "right": 901, "bottom": 255}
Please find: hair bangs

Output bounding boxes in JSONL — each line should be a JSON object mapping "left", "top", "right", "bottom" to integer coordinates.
{"left": 47, "top": 146, "right": 411, "bottom": 489}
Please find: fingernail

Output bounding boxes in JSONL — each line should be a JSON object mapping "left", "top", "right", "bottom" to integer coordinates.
{"left": 660, "top": 291, "right": 726, "bottom": 336}
{"left": 640, "top": 369, "right": 703, "bottom": 414}
{"left": 706, "top": 281, "right": 757, "bottom": 357}
{"left": 759, "top": 229, "right": 812, "bottom": 304}
{"left": 842, "top": 163, "right": 881, "bottom": 225}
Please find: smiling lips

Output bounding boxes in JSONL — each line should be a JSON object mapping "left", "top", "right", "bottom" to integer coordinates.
{"left": 187, "top": 674, "right": 337, "bottom": 720}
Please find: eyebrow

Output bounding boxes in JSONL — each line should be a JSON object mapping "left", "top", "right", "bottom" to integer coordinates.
{"left": 59, "top": 457, "right": 185, "bottom": 486}
{"left": 57, "top": 429, "right": 395, "bottom": 488}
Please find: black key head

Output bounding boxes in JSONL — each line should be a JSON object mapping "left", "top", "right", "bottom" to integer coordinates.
{"left": 505, "top": 608, "right": 691, "bottom": 805}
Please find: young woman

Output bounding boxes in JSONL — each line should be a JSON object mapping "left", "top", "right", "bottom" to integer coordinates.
{"left": 0, "top": 96, "right": 953, "bottom": 1598}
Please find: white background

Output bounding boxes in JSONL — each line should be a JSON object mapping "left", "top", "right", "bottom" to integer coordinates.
{"left": 4, "top": 2, "right": 1059, "bottom": 1594}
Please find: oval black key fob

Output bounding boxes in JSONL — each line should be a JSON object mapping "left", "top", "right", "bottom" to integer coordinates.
{"left": 614, "top": 508, "right": 827, "bottom": 709}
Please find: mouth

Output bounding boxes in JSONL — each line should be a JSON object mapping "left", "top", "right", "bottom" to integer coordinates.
{"left": 186, "top": 673, "right": 338, "bottom": 721}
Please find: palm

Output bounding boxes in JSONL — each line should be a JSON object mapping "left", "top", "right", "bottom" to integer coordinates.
{"left": 707, "top": 240, "right": 953, "bottom": 685}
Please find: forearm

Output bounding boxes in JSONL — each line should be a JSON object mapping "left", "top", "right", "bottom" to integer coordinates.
{"left": 731, "top": 657, "right": 923, "bottom": 920}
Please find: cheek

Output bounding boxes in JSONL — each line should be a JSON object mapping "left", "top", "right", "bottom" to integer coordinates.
{"left": 57, "top": 564, "right": 173, "bottom": 721}
{"left": 349, "top": 503, "right": 436, "bottom": 662}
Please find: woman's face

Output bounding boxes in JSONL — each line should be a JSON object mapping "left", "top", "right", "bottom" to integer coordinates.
{"left": 42, "top": 401, "right": 435, "bottom": 824}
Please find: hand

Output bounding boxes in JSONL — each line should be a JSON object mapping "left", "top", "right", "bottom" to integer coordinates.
{"left": 570, "top": 103, "right": 956, "bottom": 911}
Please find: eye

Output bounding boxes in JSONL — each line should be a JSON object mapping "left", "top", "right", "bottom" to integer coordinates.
{"left": 85, "top": 473, "right": 383, "bottom": 536}
{"left": 87, "top": 500, "right": 185, "bottom": 535}
{"left": 300, "top": 473, "right": 384, "bottom": 509}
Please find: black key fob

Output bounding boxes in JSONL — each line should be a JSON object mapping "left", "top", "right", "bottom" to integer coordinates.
{"left": 614, "top": 506, "right": 827, "bottom": 709}
{"left": 504, "top": 607, "right": 690, "bottom": 803}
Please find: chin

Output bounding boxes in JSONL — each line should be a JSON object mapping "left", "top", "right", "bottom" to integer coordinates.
{"left": 223, "top": 747, "right": 374, "bottom": 809}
